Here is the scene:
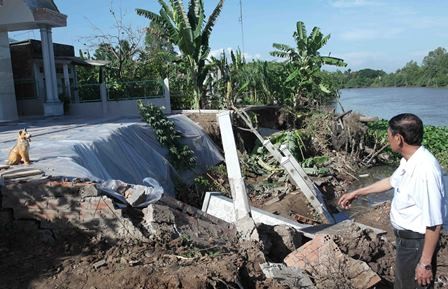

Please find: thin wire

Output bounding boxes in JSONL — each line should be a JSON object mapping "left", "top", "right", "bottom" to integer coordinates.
{"left": 239, "top": 0, "right": 245, "bottom": 54}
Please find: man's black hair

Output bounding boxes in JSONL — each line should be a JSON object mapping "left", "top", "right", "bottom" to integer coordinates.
{"left": 388, "top": 113, "right": 424, "bottom": 146}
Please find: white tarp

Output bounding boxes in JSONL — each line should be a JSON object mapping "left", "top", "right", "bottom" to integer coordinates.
{"left": 0, "top": 115, "right": 223, "bottom": 195}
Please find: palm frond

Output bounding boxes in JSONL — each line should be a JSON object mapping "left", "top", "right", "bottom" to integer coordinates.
{"left": 173, "top": 0, "right": 194, "bottom": 55}
{"left": 155, "top": 0, "right": 174, "bottom": 19}
{"left": 159, "top": 9, "right": 179, "bottom": 40}
{"left": 320, "top": 34, "right": 331, "bottom": 49}
{"left": 270, "top": 50, "right": 289, "bottom": 59}
{"left": 202, "top": 0, "right": 224, "bottom": 49}
{"left": 272, "top": 43, "right": 293, "bottom": 52}
{"left": 321, "top": 56, "right": 347, "bottom": 67}
{"left": 187, "top": 0, "right": 202, "bottom": 31}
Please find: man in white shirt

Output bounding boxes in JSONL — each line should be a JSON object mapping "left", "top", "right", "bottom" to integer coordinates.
{"left": 338, "top": 113, "right": 445, "bottom": 289}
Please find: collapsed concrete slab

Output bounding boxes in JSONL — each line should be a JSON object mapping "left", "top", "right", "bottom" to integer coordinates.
{"left": 284, "top": 234, "right": 381, "bottom": 289}
{"left": 260, "top": 262, "right": 315, "bottom": 289}
{"left": 202, "top": 192, "right": 313, "bottom": 237}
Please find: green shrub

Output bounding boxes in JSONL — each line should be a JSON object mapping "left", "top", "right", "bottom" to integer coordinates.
{"left": 367, "top": 120, "right": 448, "bottom": 169}
{"left": 137, "top": 100, "right": 196, "bottom": 170}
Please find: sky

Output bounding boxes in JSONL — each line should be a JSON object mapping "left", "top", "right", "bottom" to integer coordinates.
{"left": 10, "top": 0, "right": 448, "bottom": 72}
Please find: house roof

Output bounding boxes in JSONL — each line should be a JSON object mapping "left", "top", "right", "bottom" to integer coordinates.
{"left": 23, "top": 0, "right": 59, "bottom": 12}
{"left": 0, "top": 0, "right": 66, "bottom": 32}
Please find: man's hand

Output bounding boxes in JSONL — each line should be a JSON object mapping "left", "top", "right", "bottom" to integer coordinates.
{"left": 337, "top": 191, "right": 359, "bottom": 209}
{"left": 415, "top": 264, "right": 433, "bottom": 287}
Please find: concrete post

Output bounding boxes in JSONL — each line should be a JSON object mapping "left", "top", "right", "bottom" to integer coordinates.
{"left": 73, "top": 66, "right": 80, "bottom": 103}
{"left": 217, "top": 111, "right": 251, "bottom": 220}
{"left": 162, "top": 78, "right": 171, "bottom": 114}
{"left": 32, "top": 62, "right": 41, "bottom": 99}
{"left": 217, "top": 111, "right": 259, "bottom": 240}
{"left": 0, "top": 31, "right": 18, "bottom": 121}
{"left": 46, "top": 28, "right": 58, "bottom": 100}
{"left": 62, "top": 63, "right": 71, "bottom": 100}
{"left": 40, "top": 27, "right": 63, "bottom": 116}
{"left": 100, "top": 83, "right": 108, "bottom": 115}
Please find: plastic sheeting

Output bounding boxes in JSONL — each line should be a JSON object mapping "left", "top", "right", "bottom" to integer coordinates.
{"left": 0, "top": 115, "right": 223, "bottom": 196}
{"left": 98, "top": 177, "right": 164, "bottom": 209}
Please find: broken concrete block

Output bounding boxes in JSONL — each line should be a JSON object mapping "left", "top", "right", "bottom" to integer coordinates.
{"left": 236, "top": 215, "right": 259, "bottom": 241}
{"left": 258, "top": 224, "right": 304, "bottom": 262}
{"left": 92, "top": 259, "right": 107, "bottom": 269}
{"left": 125, "top": 187, "right": 147, "bottom": 207}
{"left": 79, "top": 184, "right": 99, "bottom": 198}
{"left": 284, "top": 234, "right": 381, "bottom": 289}
{"left": 143, "top": 204, "right": 175, "bottom": 224}
{"left": 273, "top": 225, "right": 303, "bottom": 252}
{"left": 142, "top": 204, "right": 176, "bottom": 239}
{"left": 260, "top": 262, "right": 315, "bottom": 289}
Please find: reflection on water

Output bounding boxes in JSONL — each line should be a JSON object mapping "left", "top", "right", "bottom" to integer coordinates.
{"left": 338, "top": 87, "right": 448, "bottom": 127}
{"left": 344, "top": 165, "right": 395, "bottom": 218}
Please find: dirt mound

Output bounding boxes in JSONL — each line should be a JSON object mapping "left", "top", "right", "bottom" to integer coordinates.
{"left": 352, "top": 202, "right": 448, "bottom": 289}
{"left": 333, "top": 223, "right": 395, "bottom": 285}
{"left": 0, "top": 178, "right": 286, "bottom": 289}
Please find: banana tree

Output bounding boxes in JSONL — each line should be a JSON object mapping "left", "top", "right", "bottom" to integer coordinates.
{"left": 137, "top": 0, "right": 224, "bottom": 109}
{"left": 271, "top": 21, "right": 347, "bottom": 108}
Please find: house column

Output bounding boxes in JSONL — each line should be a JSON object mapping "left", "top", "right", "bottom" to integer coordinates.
{"left": 40, "top": 26, "right": 63, "bottom": 116}
{"left": 0, "top": 31, "right": 18, "bottom": 121}
{"left": 62, "top": 63, "right": 71, "bottom": 100}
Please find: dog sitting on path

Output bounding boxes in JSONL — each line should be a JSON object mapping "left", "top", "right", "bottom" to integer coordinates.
{"left": 7, "top": 129, "right": 32, "bottom": 165}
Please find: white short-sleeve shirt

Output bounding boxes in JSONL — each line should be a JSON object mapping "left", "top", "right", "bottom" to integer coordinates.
{"left": 390, "top": 146, "right": 446, "bottom": 234}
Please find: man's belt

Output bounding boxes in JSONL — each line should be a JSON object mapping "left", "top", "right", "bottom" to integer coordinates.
{"left": 393, "top": 229, "right": 425, "bottom": 239}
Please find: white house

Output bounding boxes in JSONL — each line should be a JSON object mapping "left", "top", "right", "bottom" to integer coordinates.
{"left": 0, "top": 0, "right": 67, "bottom": 121}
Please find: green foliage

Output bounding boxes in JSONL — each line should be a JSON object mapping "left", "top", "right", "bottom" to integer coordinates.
{"left": 137, "top": 100, "right": 196, "bottom": 170}
{"left": 270, "top": 130, "right": 306, "bottom": 161}
{"left": 332, "top": 47, "right": 448, "bottom": 88}
{"left": 207, "top": 50, "right": 278, "bottom": 107}
{"left": 270, "top": 21, "right": 347, "bottom": 108}
{"left": 423, "top": 125, "right": 448, "bottom": 170}
{"left": 367, "top": 120, "right": 448, "bottom": 169}
{"left": 137, "top": 0, "right": 225, "bottom": 109}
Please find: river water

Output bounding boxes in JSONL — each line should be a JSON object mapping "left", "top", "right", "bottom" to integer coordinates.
{"left": 336, "top": 87, "right": 447, "bottom": 217}
{"left": 338, "top": 87, "right": 448, "bottom": 127}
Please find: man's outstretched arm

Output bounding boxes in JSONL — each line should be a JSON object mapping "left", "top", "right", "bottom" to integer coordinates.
{"left": 338, "top": 177, "right": 392, "bottom": 209}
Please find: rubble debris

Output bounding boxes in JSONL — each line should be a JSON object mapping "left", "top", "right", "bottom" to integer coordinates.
{"left": 97, "top": 177, "right": 163, "bottom": 209}
{"left": 1, "top": 178, "right": 146, "bottom": 241}
{"left": 350, "top": 203, "right": 448, "bottom": 287}
{"left": 233, "top": 107, "right": 334, "bottom": 224}
{"left": 0, "top": 178, "right": 287, "bottom": 289}
{"left": 301, "top": 219, "right": 386, "bottom": 238}
{"left": 285, "top": 234, "right": 381, "bottom": 289}
{"left": 202, "top": 192, "right": 312, "bottom": 237}
{"left": 258, "top": 224, "right": 303, "bottom": 263}
{"left": 92, "top": 259, "right": 107, "bottom": 269}
{"left": 260, "top": 262, "right": 316, "bottom": 289}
